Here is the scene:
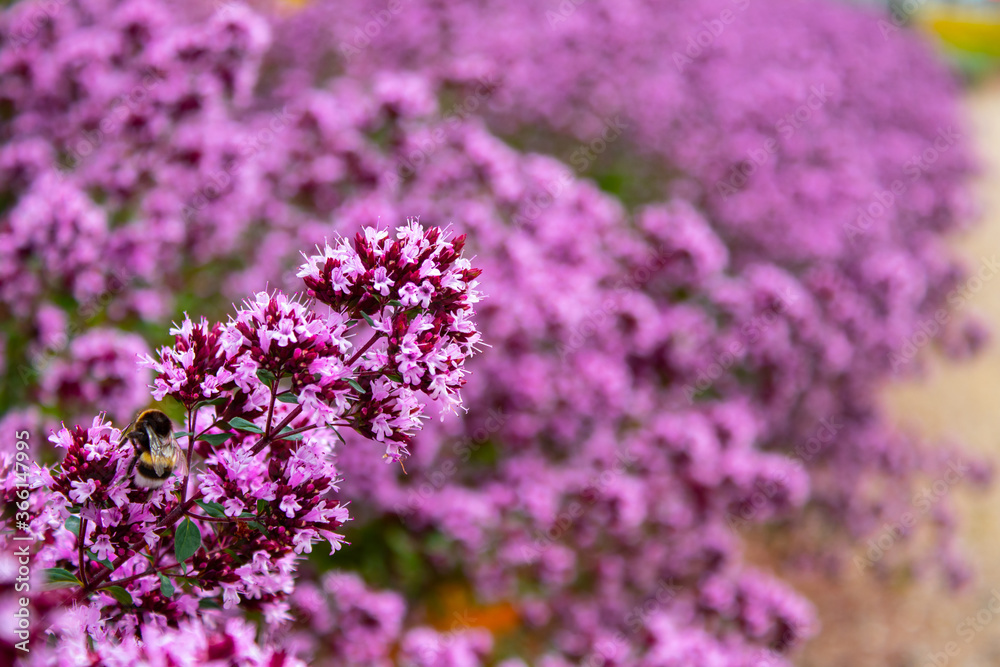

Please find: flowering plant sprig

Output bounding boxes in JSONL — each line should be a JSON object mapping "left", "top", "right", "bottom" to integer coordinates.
{"left": 16, "top": 220, "right": 483, "bottom": 653}
{"left": 297, "top": 221, "right": 484, "bottom": 444}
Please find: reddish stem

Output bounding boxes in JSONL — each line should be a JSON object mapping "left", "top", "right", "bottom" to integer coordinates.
{"left": 264, "top": 380, "right": 279, "bottom": 437}
{"left": 77, "top": 518, "right": 89, "bottom": 588}
{"left": 346, "top": 331, "right": 383, "bottom": 367}
{"left": 273, "top": 424, "right": 321, "bottom": 440}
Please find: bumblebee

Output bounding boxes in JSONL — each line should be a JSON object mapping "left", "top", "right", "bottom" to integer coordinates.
{"left": 123, "top": 409, "right": 187, "bottom": 489}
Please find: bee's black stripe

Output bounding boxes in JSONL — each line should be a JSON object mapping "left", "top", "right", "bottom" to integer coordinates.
{"left": 135, "top": 460, "right": 174, "bottom": 480}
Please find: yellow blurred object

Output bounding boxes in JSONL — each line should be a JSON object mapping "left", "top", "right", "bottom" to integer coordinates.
{"left": 916, "top": 4, "right": 1000, "bottom": 57}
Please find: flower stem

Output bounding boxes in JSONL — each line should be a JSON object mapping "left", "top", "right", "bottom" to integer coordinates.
{"left": 273, "top": 424, "right": 321, "bottom": 440}
{"left": 183, "top": 510, "right": 256, "bottom": 523}
{"left": 181, "top": 407, "right": 196, "bottom": 502}
{"left": 346, "top": 331, "right": 383, "bottom": 367}
{"left": 91, "top": 563, "right": 176, "bottom": 592}
{"left": 72, "top": 492, "right": 204, "bottom": 599}
{"left": 77, "top": 518, "right": 89, "bottom": 588}
{"left": 264, "top": 381, "right": 278, "bottom": 437}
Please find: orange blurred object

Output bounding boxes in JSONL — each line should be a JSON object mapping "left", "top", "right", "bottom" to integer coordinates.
{"left": 431, "top": 584, "right": 520, "bottom": 636}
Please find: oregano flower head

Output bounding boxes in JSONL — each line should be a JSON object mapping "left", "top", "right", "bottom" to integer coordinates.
{"left": 12, "top": 221, "right": 483, "bottom": 659}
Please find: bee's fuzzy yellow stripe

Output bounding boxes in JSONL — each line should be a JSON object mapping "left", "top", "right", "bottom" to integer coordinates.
{"left": 140, "top": 453, "right": 175, "bottom": 467}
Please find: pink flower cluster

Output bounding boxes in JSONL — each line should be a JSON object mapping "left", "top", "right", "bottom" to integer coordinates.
{"left": 38, "top": 329, "right": 151, "bottom": 424}
{"left": 287, "top": 572, "right": 494, "bottom": 666}
{"left": 33, "top": 616, "right": 306, "bottom": 667}
{"left": 298, "top": 222, "right": 484, "bottom": 421}
{"left": 0, "top": 221, "right": 482, "bottom": 661}
{"left": 143, "top": 221, "right": 482, "bottom": 461}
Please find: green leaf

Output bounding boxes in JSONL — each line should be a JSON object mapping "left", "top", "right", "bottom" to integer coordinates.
{"left": 174, "top": 518, "right": 202, "bottom": 563}
{"left": 106, "top": 585, "right": 133, "bottom": 606}
{"left": 256, "top": 368, "right": 277, "bottom": 386}
{"left": 278, "top": 426, "right": 303, "bottom": 441}
{"left": 198, "top": 432, "right": 233, "bottom": 447}
{"left": 247, "top": 521, "right": 269, "bottom": 535}
{"left": 228, "top": 417, "right": 264, "bottom": 434}
{"left": 158, "top": 573, "right": 175, "bottom": 598}
{"left": 332, "top": 428, "right": 346, "bottom": 445}
{"left": 386, "top": 373, "right": 403, "bottom": 383}
{"left": 173, "top": 431, "right": 191, "bottom": 438}
{"left": 65, "top": 515, "right": 80, "bottom": 536}
{"left": 199, "top": 599, "right": 222, "bottom": 610}
{"left": 195, "top": 500, "right": 227, "bottom": 519}
{"left": 257, "top": 499, "right": 268, "bottom": 515}
{"left": 390, "top": 300, "right": 404, "bottom": 308}
{"left": 194, "top": 396, "right": 229, "bottom": 409}
{"left": 361, "top": 311, "right": 376, "bottom": 327}
{"left": 346, "top": 379, "right": 365, "bottom": 394}
{"left": 87, "top": 551, "right": 113, "bottom": 570}
{"left": 276, "top": 393, "right": 299, "bottom": 404}
{"left": 44, "top": 568, "right": 81, "bottom": 587}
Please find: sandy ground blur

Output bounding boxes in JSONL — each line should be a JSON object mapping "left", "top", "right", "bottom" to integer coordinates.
{"left": 784, "top": 75, "right": 1000, "bottom": 667}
